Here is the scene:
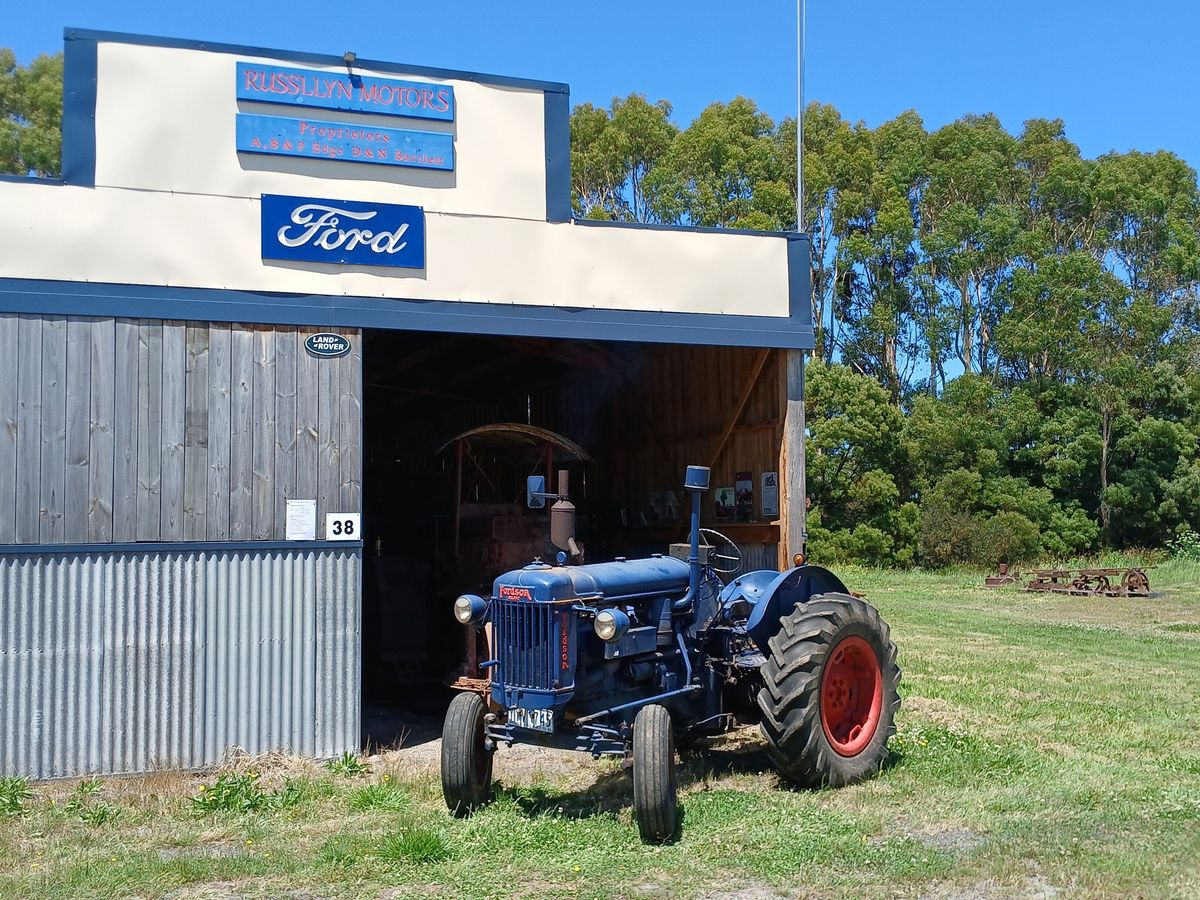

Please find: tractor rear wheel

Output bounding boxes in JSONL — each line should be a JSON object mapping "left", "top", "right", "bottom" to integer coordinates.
{"left": 441, "top": 691, "right": 494, "bottom": 816}
{"left": 757, "top": 593, "right": 900, "bottom": 788}
{"left": 632, "top": 704, "right": 678, "bottom": 843}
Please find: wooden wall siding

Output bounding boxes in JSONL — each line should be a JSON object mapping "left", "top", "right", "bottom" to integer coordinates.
{"left": 0, "top": 314, "right": 17, "bottom": 544}
{"left": 0, "top": 315, "right": 361, "bottom": 545}
{"left": 394, "top": 343, "right": 782, "bottom": 527}
{"left": 522, "top": 344, "right": 783, "bottom": 524}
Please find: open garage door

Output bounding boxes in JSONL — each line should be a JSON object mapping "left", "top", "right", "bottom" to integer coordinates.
{"left": 358, "top": 330, "right": 786, "bottom": 743}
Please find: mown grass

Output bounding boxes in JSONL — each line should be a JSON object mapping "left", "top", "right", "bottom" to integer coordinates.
{"left": 0, "top": 566, "right": 1197, "bottom": 898}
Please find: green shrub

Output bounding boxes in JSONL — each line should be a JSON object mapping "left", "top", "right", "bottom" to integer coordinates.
{"left": 0, "top": 776, "right": 32, "bottom": 817}
{"left": 324, "top": 751, "right": 371, "bottom": 777}
{"left": 971, "top": 511, "right": 1043, "bottom": 567}
{"left": 378, "top": 826, "right": 450, "bottom": 864}
{"left": 1166, "top": 529, "right": 1200, "bottom": 561}
{"left": 272, "top": 777, "right": 313, "bottom": 810}
{"left": 918, "top": 504, "right": 978, "bottom": 568}
{"left": 192, "top": 771, "right": 316, "bottom": 815}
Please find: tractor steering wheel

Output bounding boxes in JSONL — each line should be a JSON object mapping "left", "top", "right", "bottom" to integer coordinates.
{"left": 699, "top": 527, "right": 743, "bottom": 575}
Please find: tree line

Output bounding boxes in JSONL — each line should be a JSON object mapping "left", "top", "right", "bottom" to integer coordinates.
{"left": 4, "top": 50, "right": 1198, "bottom": 565}
{"left": 574, "top": 94, "right": 1200, "bottom": 566}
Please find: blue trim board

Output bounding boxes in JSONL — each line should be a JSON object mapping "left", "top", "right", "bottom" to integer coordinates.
{"left": 786, "top": 233, "right": 812, "bottom": 323}
{"left": 61, "top": 32, "right": 97, "bottom": 187}
{"left": 0, "top": 540, "right": 363, "bottom": 556}
{"left": 544, "top": 91, "right": 572, "bottom": 223}
{"left": 0, "top": 279, "right": 815, "bottom": 350}
{"left": 64, "top": 28, "right": 569, "bottom": 95}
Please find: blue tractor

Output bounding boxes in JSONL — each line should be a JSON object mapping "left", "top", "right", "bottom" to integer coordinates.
{"left": 442, "top": 465, "right": 900, "bottom": 842}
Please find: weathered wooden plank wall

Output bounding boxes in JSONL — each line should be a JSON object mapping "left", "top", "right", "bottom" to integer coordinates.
{"left": 0, "top": 315, "right": 18, "bottom": 544}
{"left": 391, "top": 342, "right": 782, "bottom": 528}
{"left": 0, "top": 315, "right": 360, "bottom": 545}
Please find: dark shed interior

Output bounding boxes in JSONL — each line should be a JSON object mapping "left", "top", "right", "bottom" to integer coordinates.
{"left": 358, "top": 329, "right": 785, "bottom": 731}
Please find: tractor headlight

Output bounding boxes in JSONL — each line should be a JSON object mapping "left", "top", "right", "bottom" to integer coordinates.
{"left": 594, "top": 608, "right": 630, "bottom": 642}
{"left": 454, "top": 594, "right": 487, "bottom": 625}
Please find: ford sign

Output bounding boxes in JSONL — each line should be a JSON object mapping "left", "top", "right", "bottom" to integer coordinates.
{"left": 305, "top": 333, "right": 351, "bottom": 358}
{"left": 261, "top": 194, "right": 425, "bottom": 268}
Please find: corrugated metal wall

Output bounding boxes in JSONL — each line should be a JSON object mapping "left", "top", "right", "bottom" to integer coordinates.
{"left": 0, "top": 545, "right": 360, "bottom": 779}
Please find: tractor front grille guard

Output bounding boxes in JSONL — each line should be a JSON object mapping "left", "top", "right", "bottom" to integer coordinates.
{"left": 491, "top": 596, "right": 576, "bottom": 705}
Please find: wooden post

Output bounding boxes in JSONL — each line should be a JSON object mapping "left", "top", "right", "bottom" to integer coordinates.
{"left": 780, "top": 348, "right": 807, "bottom": 568}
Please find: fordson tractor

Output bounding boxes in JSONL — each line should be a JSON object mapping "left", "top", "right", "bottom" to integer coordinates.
{"left": 442, "top": 465, "right": 900, "bottom": 843}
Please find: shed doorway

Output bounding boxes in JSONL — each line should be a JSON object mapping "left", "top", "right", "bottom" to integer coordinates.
{"left": 357, "top": 329, "right": 784, "bottom": 747}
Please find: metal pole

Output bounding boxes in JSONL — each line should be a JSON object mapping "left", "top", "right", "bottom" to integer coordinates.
{"left": 797, "top": 0, "right": 805, "bottom": 229}
{"left": 782, "top": 0, "right": 808, "bottom": 563}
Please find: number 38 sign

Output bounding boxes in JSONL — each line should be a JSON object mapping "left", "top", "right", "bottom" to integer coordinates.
{"left": 325, "top": 513, "right": 361, "bottom": 541}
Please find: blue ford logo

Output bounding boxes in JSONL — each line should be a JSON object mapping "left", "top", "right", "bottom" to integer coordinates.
{"left": 261, "top": 194, "right": 425, "bottom": 269}
{"left": 305, "top": 333, "right": 350, "bottom": 358}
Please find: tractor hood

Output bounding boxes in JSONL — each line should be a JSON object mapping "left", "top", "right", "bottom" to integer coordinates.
{"left": 493, "top": 556, "right": 691, "bottom": 603}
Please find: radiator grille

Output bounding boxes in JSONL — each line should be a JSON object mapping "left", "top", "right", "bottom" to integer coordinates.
{"left": 493, "top": 598, "right": 558, "bottom": 692}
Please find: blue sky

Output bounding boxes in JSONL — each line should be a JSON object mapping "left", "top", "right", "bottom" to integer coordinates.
{"left": 6, "top": 0, "right": 1198, "bottom": 168}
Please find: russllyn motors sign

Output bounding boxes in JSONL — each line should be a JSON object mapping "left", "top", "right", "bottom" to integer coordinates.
{"left": 261, "top": 194, "right": 425, "bottom": 269}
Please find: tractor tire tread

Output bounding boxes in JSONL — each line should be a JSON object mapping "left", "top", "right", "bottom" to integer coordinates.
{"left": 756, "top": 592, "right": 901, "bottom": 789}
{"left": 440, "top": 691, "right": 494, "bottom": 817}
{"left": 633, "top": 704, "right": 678, "bottom": 844}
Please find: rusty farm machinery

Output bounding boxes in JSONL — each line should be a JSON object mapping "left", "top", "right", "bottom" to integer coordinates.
{"left": 984, "top": 563, "right": 1153, "bottom": 597}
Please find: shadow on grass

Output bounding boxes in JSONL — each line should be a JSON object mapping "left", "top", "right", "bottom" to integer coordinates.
{"left": 491, "top": 736, "right": 779, "bottom": 824}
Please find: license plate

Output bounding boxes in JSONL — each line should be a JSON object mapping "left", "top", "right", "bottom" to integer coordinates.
{"left": 508, "top": 707, "right": 555, "bottom": 733}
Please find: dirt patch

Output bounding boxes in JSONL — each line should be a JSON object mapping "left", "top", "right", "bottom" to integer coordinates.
{"left": 162, "top": 885, "right": 330, "bottom": 900}
{"left": 160, "top": 882, "right": 249, "bottom": 900}
{"left": 920, "top": 875, "right": 1059, "bottom": 899}
{"left": 695, "top": 880, "right": 793, "bottom": 900}
{"left": 903, "top": 696, "right": 993, "bottom": 731}
{"left": 387, "top": 732, "right": 602, "bottom": 787}
{"left": 872, "top": 818, "right": 989, "bottom": 856}
{"left": 157, "top": 842, "right": 249, "bottom": 861}
{"left": 376, "top": 886, "right": 446, "bottom": 899}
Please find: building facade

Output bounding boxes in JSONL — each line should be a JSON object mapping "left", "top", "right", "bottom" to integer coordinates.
{"left": 0, "top": 29, "right": 812, "bottom": 778}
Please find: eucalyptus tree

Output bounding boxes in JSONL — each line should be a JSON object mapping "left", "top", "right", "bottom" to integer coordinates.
{"left": 570, "top": 93, "right": 677, "bottom": 222}
{"left": 779, "top": 103, "right": 875, "bottom": 363}
{"left": 918, "top": 113, "right": 1023, "bottom": 378}
{"left": 643, "top": 97, "right": 789, "bottom": 230}
{"left": 833, "top": 110, "right": 927, "bottom": 403}
{"left": 0, "top": 49, "right": 62, "bottom": 177}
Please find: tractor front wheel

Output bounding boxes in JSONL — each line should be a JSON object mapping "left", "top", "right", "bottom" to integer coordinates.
{"left": 757, "top": 593, "right": 900, "bottom": 788}
{"left": 632, "top": 704, "right": 678, "bottom": 843}
{"left": 441, "top": 691, "right": 494, "bottom": 816}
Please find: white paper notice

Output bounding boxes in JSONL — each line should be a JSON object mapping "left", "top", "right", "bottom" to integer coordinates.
{"left": 761, "top": 472, "right": 780, "bottom": 519}
{"left": 285, "top": 499, "right": 317, "bottom": 540}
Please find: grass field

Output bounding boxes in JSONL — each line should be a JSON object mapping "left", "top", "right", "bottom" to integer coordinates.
{"left": 1, "top": 562, "right": 1198, "bottom": 899}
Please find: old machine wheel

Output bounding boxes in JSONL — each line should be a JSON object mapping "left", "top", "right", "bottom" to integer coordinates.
{"left": 757, "top": 593, "right": 901, "bottom": 788}
{"left": 632, "top": 704, "right": 678, "bottom": 843}
{"left": 1121, "top": 569, "right": 1151, "bottom": 595}
{"left": 440, "top": 692, "right": 494, "bottom": 816}
{"left": 698, "top": 527, "right": 743, "bottom": 575}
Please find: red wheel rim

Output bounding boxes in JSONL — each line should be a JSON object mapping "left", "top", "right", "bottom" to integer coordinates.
{"left": 819, "top": 635, "right": 883, "bottom": 757}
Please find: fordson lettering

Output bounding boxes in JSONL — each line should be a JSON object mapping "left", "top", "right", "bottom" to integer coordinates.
{"left": 277, "top": 203, "right": 409, "bottom": 255}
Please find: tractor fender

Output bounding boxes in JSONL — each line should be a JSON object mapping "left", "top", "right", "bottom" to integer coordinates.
{"left": 739, "top": 565, "right": 851, "bottom": 654}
